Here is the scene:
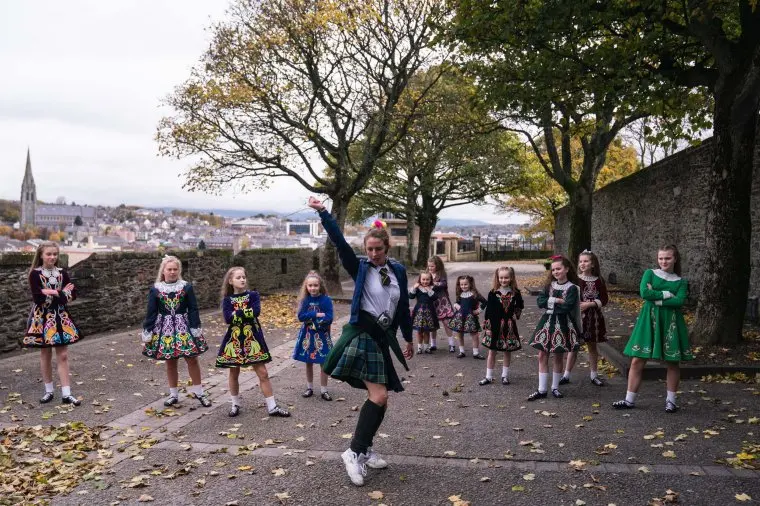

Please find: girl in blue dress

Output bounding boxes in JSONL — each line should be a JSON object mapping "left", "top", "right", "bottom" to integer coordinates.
{"left": 293, "top": 271, "right": 334, "bottom": 401}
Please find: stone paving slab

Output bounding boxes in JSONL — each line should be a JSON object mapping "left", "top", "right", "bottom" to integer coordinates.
{"left": 54, "top": 448, "right": 760, "bottom": 506}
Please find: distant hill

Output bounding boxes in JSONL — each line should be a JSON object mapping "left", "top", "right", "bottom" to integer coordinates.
{"left": 436, "top": 218, "right": 489, "bottom": 226}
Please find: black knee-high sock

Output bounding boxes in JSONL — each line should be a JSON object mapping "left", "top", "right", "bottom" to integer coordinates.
{"left": 350, "top": 400, "right": 384, "bottom": 456}
{"left": 367, "top": 404, "right": 387, "bottom": 449}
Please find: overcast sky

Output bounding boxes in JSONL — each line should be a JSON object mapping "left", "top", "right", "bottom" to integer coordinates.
{"left": 0, "top": 1, "right": 525, "bottom": 224}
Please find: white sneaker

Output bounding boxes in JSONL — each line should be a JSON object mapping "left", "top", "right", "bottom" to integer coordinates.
{"left": 366, "top": 447, "right": 388, "bottom": 469}
{"left": 341, "top": 449, "right": 367, "bottom": 486}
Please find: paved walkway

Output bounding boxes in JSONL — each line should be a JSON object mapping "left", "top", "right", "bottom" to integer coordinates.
{"left": 0, "top": 262, "right": 758, "bottom": 505}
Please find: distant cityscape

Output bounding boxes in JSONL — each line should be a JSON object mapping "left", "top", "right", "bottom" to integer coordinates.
{"left": 1, "top": 150, "right": 532, "bottom": 264}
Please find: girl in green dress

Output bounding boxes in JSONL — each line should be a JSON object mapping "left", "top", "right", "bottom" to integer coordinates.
{"left": 527, "top": 255, "right": 582, "bottom": 401}
{"left": 613, "top": 245, "right": 692, "bottom": 413}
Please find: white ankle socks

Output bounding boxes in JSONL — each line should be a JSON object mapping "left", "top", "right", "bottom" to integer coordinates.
{"left": 44, "top": 382, "right": 54, "bottom": 393}
{"left": 265, "top": 396, "right": 276, "bottom": 411}
{"left": 61, "top": 386, "right": 71, "bottom": 397}
{"left": 502, "top": 366, "right": 509, "bottom": 379}
{"left": 625, "top": 391, "right": 637, "bottom": 404}
{"left": 538, "top": 373, "right": 549, "bottom": 393}
{"left": 485, "top": 368, "right": 493, "bottom": 380}
{"left": 230, "top": 395, "right": 241, "bottom": 406}
{"left": 552, "top": 372, "right": 562, "bottom": 390}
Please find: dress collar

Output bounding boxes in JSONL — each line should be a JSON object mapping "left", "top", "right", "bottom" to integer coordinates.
{"left": 653, "top": 269, "right": 681, "bottom": 282}
{"left": 155, "top": 280, "right": 187, "bottom": 292}
{"left": 497, "top": 287, "right": 512, "bottom": 294}
{"left": 578, "top": 274, "right": 598, "bottom": 282}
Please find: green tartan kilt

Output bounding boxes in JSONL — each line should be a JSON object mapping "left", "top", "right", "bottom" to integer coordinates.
{"left": 323, "top": 324, "right": 403, "bottom": 392}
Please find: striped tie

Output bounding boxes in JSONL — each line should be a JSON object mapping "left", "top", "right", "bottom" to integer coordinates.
{"left": 379, "top": 267, "right": 391, "bottom": 286}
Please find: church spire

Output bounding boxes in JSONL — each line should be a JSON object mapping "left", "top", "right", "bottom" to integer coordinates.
{"left": 20, "top": 148, "right": 36, "bottom": 227}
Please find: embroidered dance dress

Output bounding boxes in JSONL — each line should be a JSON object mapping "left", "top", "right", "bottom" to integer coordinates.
{"left": 578, "top": 274, "right": 608, "bottom": 343}
{"left": 482, "top": 288, "right": 523, "bottom": 352}
{"left": 216, "top": 290, "right": 272, "bottom": 367}
{"left": 409, "top": 287, "right": 439, "bottom": 331}
{"left": 529, "top": 281, "right": 582, "bottom": 354}
{"left": 448, "top": 292, "right": 487, "bottom": 333}
{"left": 293, "top": 294, "right": 333, "bottom": 364}
{"left": 142, "top": 280, "right": 208, "bottom": 360}
{"left": 432, "top": 275, "right": 455, "bottom": 320}
{"left": 624, "top": 269, "right": 692, "bottom": 362}
{"left": 24, "top": 266, "right": 82, "bottom": 347}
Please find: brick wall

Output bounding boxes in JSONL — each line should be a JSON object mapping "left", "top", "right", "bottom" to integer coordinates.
{"left": 554, "top": 137, "right": 760, "bottom": 298}
{"left": 0, "top": 248, "right": 319, "bottom": 352}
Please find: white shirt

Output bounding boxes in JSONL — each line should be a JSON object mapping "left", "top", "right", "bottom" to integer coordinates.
{"left": 361, "top": 263, "right": 400, "bottom": 320}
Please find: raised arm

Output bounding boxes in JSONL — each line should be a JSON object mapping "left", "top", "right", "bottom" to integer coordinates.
{"left": 314, "top": 206, "right": 360, "bottom": 278}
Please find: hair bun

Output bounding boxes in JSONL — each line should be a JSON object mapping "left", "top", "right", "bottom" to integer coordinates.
{"left": 372, "top": 219, "right": 387, "bottom": 229}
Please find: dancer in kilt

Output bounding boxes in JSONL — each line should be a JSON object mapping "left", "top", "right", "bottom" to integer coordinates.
{"left": 479, "top": 266, "right": 523, "bottom": 386}
{"left": 142, "top": 255, "right": 210, "bottom": 408}
{"left": 308, "top": 196, "right": 414, "bottom": 487}
{"left": 527, "top": 255, "right": 582, "bottom": 401}
{"left": 613, "top": 245, "right": 692, "bottom": 413}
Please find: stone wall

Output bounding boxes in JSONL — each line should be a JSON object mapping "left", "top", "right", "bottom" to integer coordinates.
{"left": 554, "top": 137, "right": 760, "bottom": 299}
{"left": 0, "top": 248, "right": 319, "bottom": 352}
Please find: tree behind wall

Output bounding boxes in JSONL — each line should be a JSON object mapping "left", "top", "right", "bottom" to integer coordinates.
{"left": 448, "top": 1, "right": 707, "bottom": 263}
{"left": 157, "top": 0, "right": 446, "bottom": 293}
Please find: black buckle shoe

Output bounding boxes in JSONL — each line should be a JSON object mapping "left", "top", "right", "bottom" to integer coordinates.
{"left": 268, "top": 405, "right": 291, "bottom": 417}
{"left": 164, "top": 396, "right": 179, "bottom": 407}
{"left": 665, "top": 400, "right": 679, "bottom": 413}
{"left": 302, "top": 388, "right": 314, "bottom": 398}
{"left": 321, "top": 391, "right": 333, "bottom": 401}
{"left": 430, "top": 345, "right": 437, "bottom": 351}
{"left": 590, "top": 377, "right": 605, "bottom": 386}
{"left": 62, "top": 395, "right": 81, "bottom": 406}
{"left": 501, "top": 377, "right": 510, "bottom": 385}
{"left": 612, "top": 400, "right": 635, "bottom": 409}
{"left": 551, "top": 388, "right": 563, "bottom": 398}
{"left": 472, "top": 354, "right": 485, "bottom": 360}
{"left": 478, "top": 378, "right": 493, "bottom": 386}
{"left": 424, "top": 348, "right": 432, "bottom": 354}
{"left": 449, "top": 346, "right": 455, "bottom": 353}
{"left": 527, "top": 390, "right": 547, "bottom": 401}
{"left": 40, "top": 392, "right": 54, "bottom": 404}
{"left": 558, "top": 376, "right": 570, "bottom": 385}
{"left": 193, "top": 393, "right": 212, "bottom": 407}
{"left": 457, "top": 352, "right": 466, "bottom": 358}
{"left": 229, "top": 404, "right": 241, "bottom": 417}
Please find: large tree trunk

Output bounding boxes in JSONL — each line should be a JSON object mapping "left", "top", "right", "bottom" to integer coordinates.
{"left": 415, "top": 198, "right": 437, "bottom": 268}
{"left": 322, "top": 199, "right": 349, "bottom": 295}
{"left": 405, "top": 170, "right": 417, "bottom": 266}
{"left": 691, "top": 74, "right": 758, "bottom": 345}
{"left": 565, "top": 181, "right": 593, "bottom": 262}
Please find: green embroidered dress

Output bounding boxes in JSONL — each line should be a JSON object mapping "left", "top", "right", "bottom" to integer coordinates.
{"left": 624, "top": 269, "right": 693, "bottom": 362}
